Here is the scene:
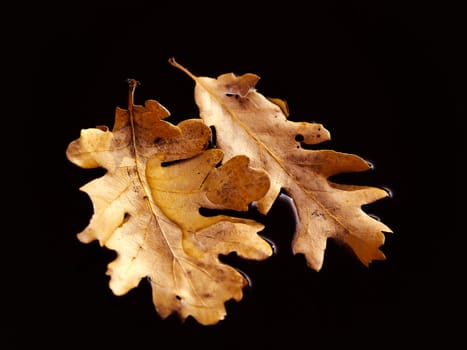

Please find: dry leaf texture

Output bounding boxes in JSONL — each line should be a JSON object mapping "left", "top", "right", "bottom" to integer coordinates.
{"left": 171, "top": 59, "right": 392, "bottom": 271}
{"left": 66, "top": 80, "right": 272, "bottom": 325}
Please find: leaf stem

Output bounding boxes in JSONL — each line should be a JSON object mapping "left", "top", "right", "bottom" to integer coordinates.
{"left": 169, "top": 57, "right": 197, "bottom": 80}
{"left": 127, "top": 78, "right": 139, "bottom": 111}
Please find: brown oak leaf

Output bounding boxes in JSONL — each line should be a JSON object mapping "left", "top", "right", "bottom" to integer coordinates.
{"left": 170, "top": 59, "right": 392, "bottom": 271}
{"left": 66, "top": 80, "right": 272, "bottom": 325}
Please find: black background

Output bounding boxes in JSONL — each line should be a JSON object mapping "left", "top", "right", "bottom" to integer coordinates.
{"left": 20, "top": 0, "right": 461, "bottom": 348}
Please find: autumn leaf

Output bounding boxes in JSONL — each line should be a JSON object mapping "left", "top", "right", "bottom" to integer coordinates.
{"left": 170, "top": 58, "right": 392, "bottom": 271}
{"left": 66, "top": 79, "right": 272, "bottom": 325}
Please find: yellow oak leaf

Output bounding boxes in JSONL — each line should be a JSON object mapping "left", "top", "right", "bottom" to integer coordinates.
{"left": 170, "top": 59, "right": 392, "bottom": 271}
{"left": 66, "top": 80, "right": 272, "bottom": 325}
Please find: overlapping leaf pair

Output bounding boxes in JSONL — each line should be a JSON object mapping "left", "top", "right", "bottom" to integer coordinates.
{"left": 66, "top": 58, "right": 392, "bottom": 325}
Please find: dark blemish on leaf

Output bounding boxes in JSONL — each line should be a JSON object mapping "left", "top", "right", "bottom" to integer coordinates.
{"left": 311, "top": 210, "right": 325, "bottom": 218}
{"left": 295, "top": 134, "right": 304, "bottom": 142}
{"left": 118, "top": 213, "right": 131, "bottom": 228}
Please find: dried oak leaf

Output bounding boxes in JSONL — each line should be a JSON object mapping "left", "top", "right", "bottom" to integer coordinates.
{"left": 171, "top": 59, "right": 392, "bottom": 271}
{"left": 66, "top": 80, "right": 272, "bottom": 325}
